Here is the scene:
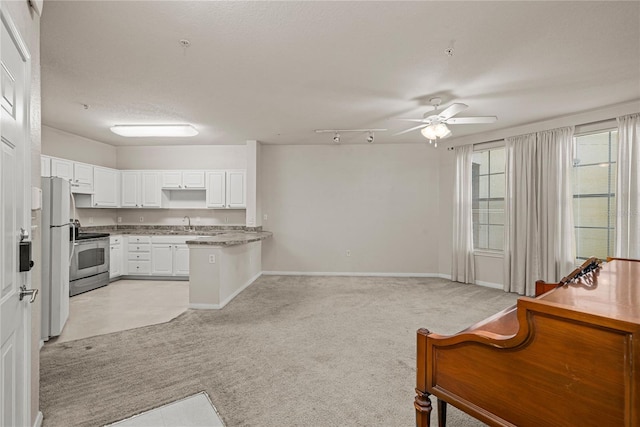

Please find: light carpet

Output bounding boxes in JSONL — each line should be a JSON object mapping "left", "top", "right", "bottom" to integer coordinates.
{"left": 40, "top": 276, "right": 519, "bottom": 426}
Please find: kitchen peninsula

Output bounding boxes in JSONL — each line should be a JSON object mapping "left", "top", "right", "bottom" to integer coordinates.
{"left": 81, "top": 225, "right": 272, "bottom": 308}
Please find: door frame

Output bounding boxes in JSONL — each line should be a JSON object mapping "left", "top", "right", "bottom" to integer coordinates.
{"left": 1, "top": 4, "right": 34, "bottom": 426}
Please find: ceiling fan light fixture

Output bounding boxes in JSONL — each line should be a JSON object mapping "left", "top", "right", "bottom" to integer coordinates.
{"left": 420, "top": 125, "right": 438, "bottom": 140}
{"left": 433, "top": 123, "right": 451, "bottom": 138}
{"left": 110, "top": 124, "right": 198, "bottom": 137}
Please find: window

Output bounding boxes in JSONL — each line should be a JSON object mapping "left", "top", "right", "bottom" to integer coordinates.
{"left": 472, "top": 147, "right": 505, "bottom": 251}
{"left": 573, "top": 130, "right": 617, "bottom": 261}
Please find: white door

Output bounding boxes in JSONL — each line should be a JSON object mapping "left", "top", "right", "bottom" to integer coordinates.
{"left": 109, "top": 244, "right": 121, "bottom": 278}
{"left": 182, "top": 171, "right": 205, "bottom": 189}
{"left": 151, "top": 245, "right": 173, "bottom": 275}
{"left": 121, "top": 171, "right": 139, "bottom": 207}
{"left": 140, "top": 172, "right": 161, "bottom": 208}
{"left": 206, "top": 171, "right": 225, "bottom": 208}
{"left": 173, "top": 245, "right": 190, "bottom": 276}
{"left": 161, "top": 171, "right": 182, "bottom": 189}
{"left": 93, "top": 167, "right": 119, "bottom": 207}
{"left": 72, "top": 162, "right": 93, "bottom": 193}
{"left": 50, "top": 157, "right": 73, "bottom": 182}
{"left": 1, "top": 9, "right": 31, "bottom": 427}
{"left": 226, "top": 170, "right": 246, "bottom": 208}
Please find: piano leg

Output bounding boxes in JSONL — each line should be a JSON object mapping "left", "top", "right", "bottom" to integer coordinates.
{"left": 437, "top": 399, "right": 447, "bottom": 427}
{"left": 414, "top": 388, "right": 432, "bottom": 427}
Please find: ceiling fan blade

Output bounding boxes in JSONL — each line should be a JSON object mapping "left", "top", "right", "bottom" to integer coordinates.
{"left": 438, "top": 103, "right": 468, "bottom": 120}
{"left": 446, "top": 116, "right": 498, "bottom": 124}
{"left": 393, "top": 123, "right": 428, "bottom": 136}
{"left": 397, "top": 118, "right": 428, "bottom": 123}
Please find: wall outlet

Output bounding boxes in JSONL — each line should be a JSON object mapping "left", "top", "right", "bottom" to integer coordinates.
{"left": 225, "top": 216, "right": 229, "bottom": 223}
{"left": 88, "top": 217, "right": 93, "bottom": 224}
{"left": 209, "top": 254, "right": 216, "bottom": 264}
{"left": 263, "top": 214, "right": 268, "bottom": 221}
{"left": 346, "top": 250, "right": 351, "bottom": 257}
{"left": 139, "top": 216, "right": 144, "bottom": 223}
{"left": 117, "top": 217, "right": 122, "bottom": 223}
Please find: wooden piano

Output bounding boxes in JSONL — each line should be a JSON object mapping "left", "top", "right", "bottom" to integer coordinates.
{"left": 415, "top": 257, "right": 640, "bottom": 427}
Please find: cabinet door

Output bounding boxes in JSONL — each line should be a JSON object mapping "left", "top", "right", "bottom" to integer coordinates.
{"left": 151, "top": 245, "right": 173, "bottom": 275}
{"left": 141, "top": 172, "right": 161, "bottom": 208}
{"left": 93, "top": 167, "right": 119, "bottom": 207}
{"left": 41, "top": 156, "right": 51, "bottom": 177}
{"left": 182, "top": 171, "right": 205, "bottom": 189}
{"left": 50, "top": 157, "right": 73, "bottom": 181}
{"left": 226, "top": 170, "right": 246, "bottom": 208}
{"left": 173, "top": 244, "right": 190, "bottom": 276}
{"left": 161, "top": 171, "right": 182, "bottom": 189}
{"left": 121, "top": 171, "right": 139, "bottom": 207}
{"left": 73, "top": 162, "right": 94, "bottom": 193}
{"left": 109, "top": 244, "right": 121, "bottom": 278}
{"left": 206, "top": 171, "right": 226, "bottom": 208}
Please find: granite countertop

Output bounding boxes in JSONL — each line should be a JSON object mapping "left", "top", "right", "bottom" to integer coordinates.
{"left": 79, "top": 225, "right": 272, "bottom": 247}
{"left": 186, "top": 231, "right": 273, "bottom": 247}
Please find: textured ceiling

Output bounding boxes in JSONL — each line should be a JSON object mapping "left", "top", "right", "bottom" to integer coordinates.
{"left": 41, "top": 1, "right": 640, "bottom": 146}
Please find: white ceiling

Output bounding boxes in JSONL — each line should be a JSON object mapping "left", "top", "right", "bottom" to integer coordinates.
{"left": 41, "top": 1, "right": 640, "bottom": 147}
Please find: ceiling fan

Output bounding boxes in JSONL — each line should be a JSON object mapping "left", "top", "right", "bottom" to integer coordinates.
{"left": 395, "top": 98, "right": 497, "bottom": 146}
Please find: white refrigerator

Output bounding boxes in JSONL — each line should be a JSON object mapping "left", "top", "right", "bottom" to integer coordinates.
{"left": 41, "top": 177, "right": 71, "bottom": 341}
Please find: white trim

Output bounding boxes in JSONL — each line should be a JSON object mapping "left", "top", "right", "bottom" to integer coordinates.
{"left": 33, "top": 411, "right": 43, "bottom": 427}
{"left": 473, "top": 250, "right": 504, "bottom": 259}
{"left": 475, "top": 280, "right": 503, "bottom": 290}
{"left": 217, "top": 271, "right": 262, "bottom": 308}
{"left": 39, "top": 340, "right": 44, "bottom": 350}
{"left": 437, "top": 273, "right": 452, "bottom": 280}
{"left": 189, "top": 303, "right": 220, "bottom": 310}
{"left": 261, "top": 271, "right": 441, "bottom": 278}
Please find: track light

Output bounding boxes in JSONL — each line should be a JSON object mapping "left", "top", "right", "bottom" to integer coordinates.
{"left": 315, "top": 128, "right": 387, "bottom": 144}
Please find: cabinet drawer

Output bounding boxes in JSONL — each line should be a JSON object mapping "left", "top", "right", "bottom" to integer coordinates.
{"left": 127, "top": 252, "right": 150, "bottom": 261}
{"left": 128, "top": 236, "right": 150, "bottom": 244}
{"left": 128, "top": 261, "right": 150, "bottom": 274}
{"left": 151, "top": 235, "right": 190, "bottom": 244}
{"left": 128, "top": 243, "right": 150, "bottom": 252}
{"left": 110, "top": 235, "right": 122, "bottom": 245}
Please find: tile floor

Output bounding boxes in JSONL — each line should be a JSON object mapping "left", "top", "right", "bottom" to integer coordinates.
{"left": 51, "top": 279, "right": 189, "bottom": 343}
{"left": 107, "top": 392, "right": 224, "bottom": 427}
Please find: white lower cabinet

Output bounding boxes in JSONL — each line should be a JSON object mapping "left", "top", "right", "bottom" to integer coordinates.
{"left": 109, "top": 235, "right": 122, "bottom": 279}
{"left": 123, "top": 235, "right": 190, "bottom": 277}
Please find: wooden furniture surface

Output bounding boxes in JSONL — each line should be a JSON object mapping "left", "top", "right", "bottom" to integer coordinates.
{"left": 415, "top": 258, "right": 640, "bottom": 427}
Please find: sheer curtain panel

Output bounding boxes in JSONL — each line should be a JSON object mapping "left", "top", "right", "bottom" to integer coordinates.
{"left": 616, "top": 113, "right": 640, "bottom": 258}
{"left": 503, "top": 127, "right": 575, "bottom": 295}
{"left": 451, "top": 145, "right": 475, "bottom": 284}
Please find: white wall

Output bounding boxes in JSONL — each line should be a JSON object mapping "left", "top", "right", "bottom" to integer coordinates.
{"left": 260, "top": 144, "right": 440, "bottom": 274}
{"left": 42, "top": 125, "right": 117, "bottom": 168}
{"left": 116, "top": 145, "right": 246, "bottom": 170}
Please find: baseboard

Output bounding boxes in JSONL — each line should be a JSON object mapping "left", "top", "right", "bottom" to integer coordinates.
{"left": 114, "top": 275, "right": 189, "bottom": 282}
{"left": 39, "top": 340, "right": 44, "bottom": 350}
{"left": 475, "top": 280, "right": 503, "bottom": 290}
{"left": 189, "top": 303, "right": 221, "bottom": 310}
{"left": 261, "top": 271, "right": 441, "bottom": 278}
{"left": 33, "top": 411, "right": 43, "bottom": 427}
{"left": 438, "top": 273, "right": 452, "bottom": 280}
{"left": 188, "top": 272, "right": 262, "bottom": 310}
{"left": 218, "top": 272, "right": 262, "bottom": 309}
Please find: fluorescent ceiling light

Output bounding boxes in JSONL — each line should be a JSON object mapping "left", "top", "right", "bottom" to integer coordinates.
{"left": 110, "top": 124, "right": 198, "bottom": 137}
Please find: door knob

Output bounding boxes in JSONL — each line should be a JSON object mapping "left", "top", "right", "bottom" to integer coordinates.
{"left": 19, "top": 285, "right": 38, "bottom": 303}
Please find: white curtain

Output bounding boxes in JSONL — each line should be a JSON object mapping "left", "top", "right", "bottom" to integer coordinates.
{"left": 616, "top": 113, "right": 640, "bottom": 258}
{"left": 503, "top": 127, "right": 575, "bottom": 295}
{"left": 451, "top": 145, "right": 475, "bottom": 284}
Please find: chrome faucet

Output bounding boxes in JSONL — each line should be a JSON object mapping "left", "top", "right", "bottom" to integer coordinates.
{"left": 183, "top": 215, "right": 192, "bottom": 232}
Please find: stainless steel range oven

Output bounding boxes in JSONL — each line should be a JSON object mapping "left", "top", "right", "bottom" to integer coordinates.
{"left": 69, "top": 233, "right": 110, "bottom": 296}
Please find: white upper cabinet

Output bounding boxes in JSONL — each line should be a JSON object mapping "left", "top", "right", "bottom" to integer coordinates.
{"left": 140, "top": 172, "right": 161, "bottom": 207}
{"left": 226, "top": 170, "right": 246, "bottom": 208}
{"left": 162, "top": 170, "right": 205, "bottom": 189}
{"left": 93, "top": 167, "right": 120, "bottom": 207}
{"left": 206, "top": 171, "right": 226, "bottom": 208}
{"left": 50, "top": 157, "right": 73, "bottom": 181}
{"left": 41, "top": 155, "right": 51, "bottom": 177}
{"left": 121, "top": 171, "right": 162, "bottom": 208}
{"left": 121, "top": 171, "right": 140, "bottom": 208}
{"left": 72, "top": 162, "right": 94, "bottom": 193}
